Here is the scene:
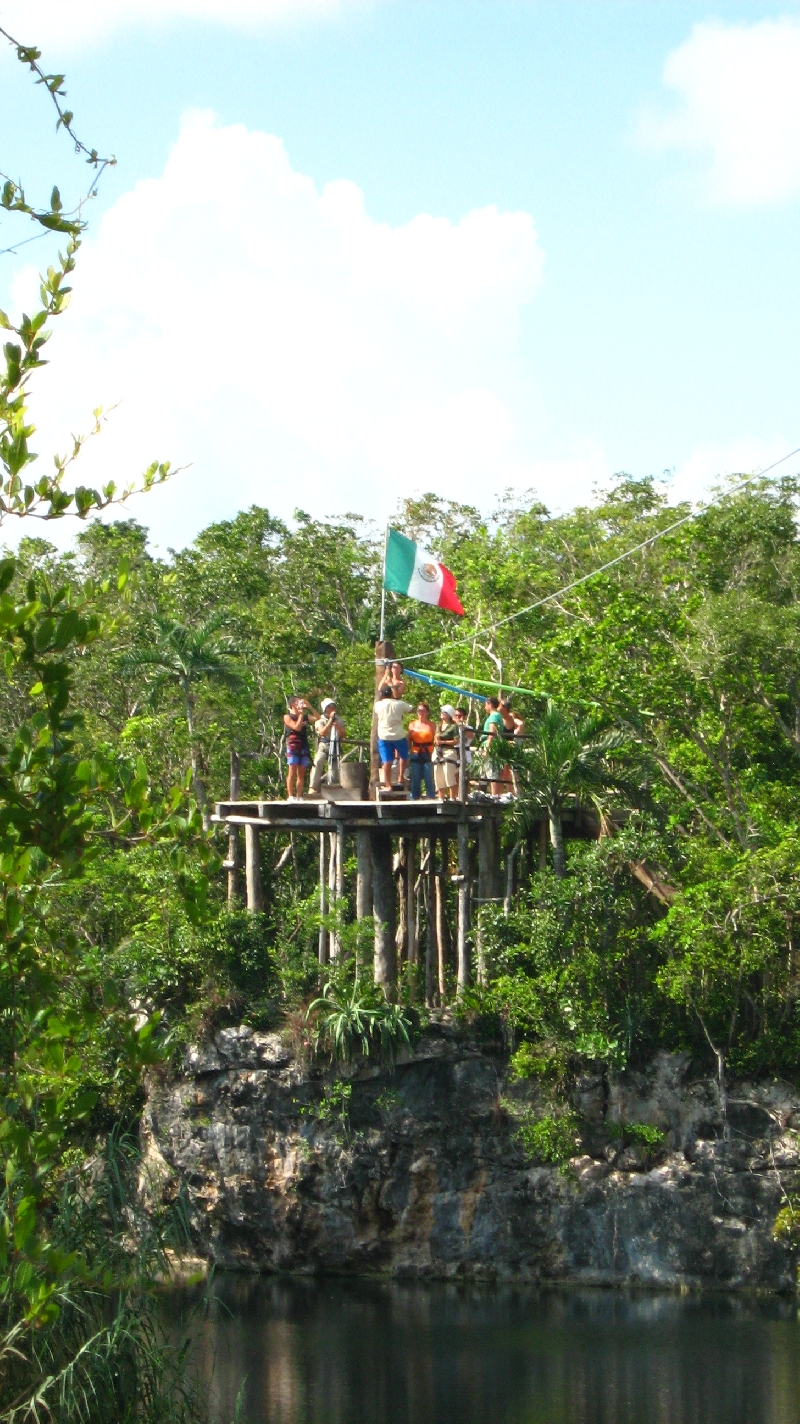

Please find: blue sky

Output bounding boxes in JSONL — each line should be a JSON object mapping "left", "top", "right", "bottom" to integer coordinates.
{"left": 2, "top": 1, "right": 800, "bottom": 549}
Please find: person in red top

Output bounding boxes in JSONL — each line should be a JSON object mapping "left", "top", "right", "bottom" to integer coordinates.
{"left": 407, "top": 701, "right": 435, "bottom": 799}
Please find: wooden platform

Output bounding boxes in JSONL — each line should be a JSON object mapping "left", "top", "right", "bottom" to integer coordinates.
{"left": 212, "top": 797, "right": 503, "bottom": 836}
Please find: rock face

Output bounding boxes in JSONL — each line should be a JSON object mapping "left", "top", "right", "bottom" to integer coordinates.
{"left": 143, "top": 1026, "right": 800, "bottom": 1291}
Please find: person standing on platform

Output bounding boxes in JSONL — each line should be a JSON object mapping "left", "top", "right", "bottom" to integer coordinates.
{"left": 284, "top": 695, "right": 318, "bottom": 800}
{"left": 310, "top": 698, "right": 344, "bottom": 795}
{"left": 433, "top": 705, "right": 459, "bottom": 800}
{"left": 407, "top": 701, "right": 435, "bottom": 799}
{"left": 377, "top": 660, "right": 406, "bottom": 698}
{"left": 453, "top": 706, "right": 475, "bottom": 799}
{"left": 375, "top": 684, "right": 413, "bottom": 791}
{"left": 482, "top": 696, "right": 508, "bottom": 797}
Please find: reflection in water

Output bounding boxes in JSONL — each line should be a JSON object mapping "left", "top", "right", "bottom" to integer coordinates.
{"left": 178, "top": 1275, "right": 800, "bottom": 1424}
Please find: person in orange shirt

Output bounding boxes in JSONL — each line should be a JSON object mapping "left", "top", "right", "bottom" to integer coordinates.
{"left": 407, "top": 700, "right": 436, "bottom": 799}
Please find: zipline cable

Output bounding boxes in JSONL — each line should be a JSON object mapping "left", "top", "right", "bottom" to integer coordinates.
{"left": 397, "top": 447, "right": 800, "bottom": 667}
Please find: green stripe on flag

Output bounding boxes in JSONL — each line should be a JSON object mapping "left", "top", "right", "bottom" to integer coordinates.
{"left": 384, "top": 527, "right": 417, "bottom": 594}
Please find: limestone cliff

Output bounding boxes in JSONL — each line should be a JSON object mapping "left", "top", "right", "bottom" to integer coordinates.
{"left": 143, "top": 1025, "right": 800, "bottom": 1291}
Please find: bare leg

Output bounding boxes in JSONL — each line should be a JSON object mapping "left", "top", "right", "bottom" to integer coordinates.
{"left": 382, "top": 761, "right": 393, "bottom": 790}
{"left": 397, "top": 757, "right": 407, "bottom": 788}
{"left": 296, "top": 765, "right": 307, "bottom": 798}
{"left": 287, "top": 766, "right": 297, "bottom": 798}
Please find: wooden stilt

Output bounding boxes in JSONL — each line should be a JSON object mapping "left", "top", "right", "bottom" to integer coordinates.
{"left": 372, "top": 830, "right": 396, "bottom": 996}
{"left": 356, "top": 828, "right": 372, "bottom": 919}
{"left": 371, "top": 639, "right": 395, "bottom": 793}
{"left": 244, "top": 822, "right": 263, "bottom": 913}
{"left": 504, "top": 842, "right": 519, "bottom": 915}
{"left": 436, "top": 838, "right": 450, "bottom": 1002}
{"left": 406, "top": 835, "right": 417, "bottom": 967}
{"left": 328, "top": 832, "right": 339, "bottom": 959}
{"left": 457, "top": 819, "right": 470, "bottom": 995}
{"left": 395, "top": 840, "right": 406, "bottom": 964}
{"left": 426, "top": 836, "right": 436, "bottom": 1007}
{"left": 318, "top": 833, "right": 327, "bottom": 966}
{"left": 478, "top": 816, "right": 503, "bottom": 906}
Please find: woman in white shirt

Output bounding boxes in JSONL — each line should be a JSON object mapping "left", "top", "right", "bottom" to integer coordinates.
{"left": 374, "top": 685, "right": 413, "bottom": 791}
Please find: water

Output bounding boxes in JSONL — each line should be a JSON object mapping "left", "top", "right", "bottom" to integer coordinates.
{"left": 183, "top": 1275, "right": 800, "bottom": 1424}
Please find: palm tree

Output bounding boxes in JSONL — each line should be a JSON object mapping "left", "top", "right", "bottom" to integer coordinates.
{"left": 123, "top": 612, "right": 239, "bottom": 829}
{"left": 491, "top": 700, "right": 632, "bottom": 876}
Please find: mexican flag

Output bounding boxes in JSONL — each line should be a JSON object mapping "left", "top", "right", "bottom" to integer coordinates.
{"left": 383, "top": 527, "right": 465, "bottom": 615}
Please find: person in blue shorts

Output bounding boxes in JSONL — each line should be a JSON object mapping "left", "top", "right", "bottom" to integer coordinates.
{"left": 283, "top": 695, "right": 317, "bottom": 800}
{"left": 374, "top": 684, "right": 413, "bottom": 791}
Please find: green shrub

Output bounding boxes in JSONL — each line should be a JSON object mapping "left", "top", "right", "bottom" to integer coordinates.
{"left": 513, "top": 1109, "right": 581, "bottom": 1166}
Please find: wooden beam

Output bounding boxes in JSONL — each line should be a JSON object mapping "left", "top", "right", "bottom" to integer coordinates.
{"left": 244, "top": 823, "right": 263, "bottom": 913}
{"left": 372, "top": 830, "right": 396, "bottom": 996}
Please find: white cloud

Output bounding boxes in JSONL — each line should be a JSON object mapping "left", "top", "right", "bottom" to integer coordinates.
{"left": 669, "top": 436, "right": 795, "bottom": 506}
{"left": 9, "top": 111, "right": 547, "bottom": 548}
{"left": 641, "top": 18, "right": 800, "bottom": 204}
{"left": 0, "top": 0, "right": 362, "bottom": 50}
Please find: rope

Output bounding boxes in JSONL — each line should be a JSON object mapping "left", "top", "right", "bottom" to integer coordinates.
{"left": 398, "top": 448, "right": 800, "bottom": 667}
{"left": 404, "top": 667, "right": 485, "bottom": 703}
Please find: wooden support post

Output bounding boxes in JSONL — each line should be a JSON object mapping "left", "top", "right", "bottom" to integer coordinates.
{"left": 356, "top": 828, "right": 372, "bottom": 919}
{"left": 244, "top": 823, "right": 263, "bottom": 913}
{"left": 372, "top": 830, "right": 396, "bottom": 996}
{"left": 436, "top": 838, "right": 451, "bottom": 1002}
{"left": 504, "top": 842, "right": 519, "bottom": 915}
{"left": 426, "top": 836, "right": 436, "bottom": 1007}
{"left": 318, "top": 833, "right": 328, "bottom": 966}
{"left": 328, "top": 832, "right": 339, "bottom": 959}
{"left": 478, "top": 815, "right": 502, "bottom": 905}
{"left": 371, "top": 638, "right": 395, "bottom": 792}
{"left": 457, "top": 819, "right": 470, "bottom": 995}
{"left": 406, "top": 835, "right": 417, "bottom": 967}
{"left": 227, "top": 750, "right": 242, "bottom": 904}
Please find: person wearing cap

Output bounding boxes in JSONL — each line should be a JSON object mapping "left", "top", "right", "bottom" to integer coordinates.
{"left": 309, "top": 698, "right": 345, "bottom": 795}
{"left": 432, "top": 705, "right": 459, "bottom": 800}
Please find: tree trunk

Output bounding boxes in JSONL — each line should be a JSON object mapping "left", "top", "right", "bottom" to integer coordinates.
{"left": 184, "top": 683, "right": 209, "bottom": 832}
{"left": 549, "top": 807, "right": 565, "bottom": 877}
{"left": 227, "top": 749, "right": 242, "bottom": 904}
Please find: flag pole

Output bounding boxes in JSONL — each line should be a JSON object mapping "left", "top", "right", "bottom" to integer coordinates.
{"left": 379, "top": 524, "right": 389, "bottom": 645}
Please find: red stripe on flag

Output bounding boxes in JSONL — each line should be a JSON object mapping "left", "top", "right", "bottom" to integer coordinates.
{"left": 437, "top": 563, "right": 464, "bottom": 616}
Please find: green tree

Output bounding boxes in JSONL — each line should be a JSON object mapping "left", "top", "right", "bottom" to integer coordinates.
{"left": 494, "top": 701, "right": 631, "bottom": 876}
{"left": 123, "top": 613, "right": 239, "bottom": 829}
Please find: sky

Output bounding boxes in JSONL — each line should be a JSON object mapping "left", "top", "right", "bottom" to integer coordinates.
{"left": 1, "top": 0, "right": 800, "bottom": 551}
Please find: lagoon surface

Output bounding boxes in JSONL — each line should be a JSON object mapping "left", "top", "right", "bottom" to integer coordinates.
{"left": 184, "top": 1276, "right": 800, "bottom": 1424}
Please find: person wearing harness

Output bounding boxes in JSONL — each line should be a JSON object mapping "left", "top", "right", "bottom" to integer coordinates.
{"left": 310, "top": 698, "right": 344, "bottom": 795}
{"left": 433, "top": 705, "right": 460, "bottom": 800}
{"left": 284, "top": 695, "right": 318, "bottom": 800}
{"left": 407, "top": 700, "right": 435, "bottom": 799}
{"left": 374, "top": 684, "right": 413, "bottom": 791}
